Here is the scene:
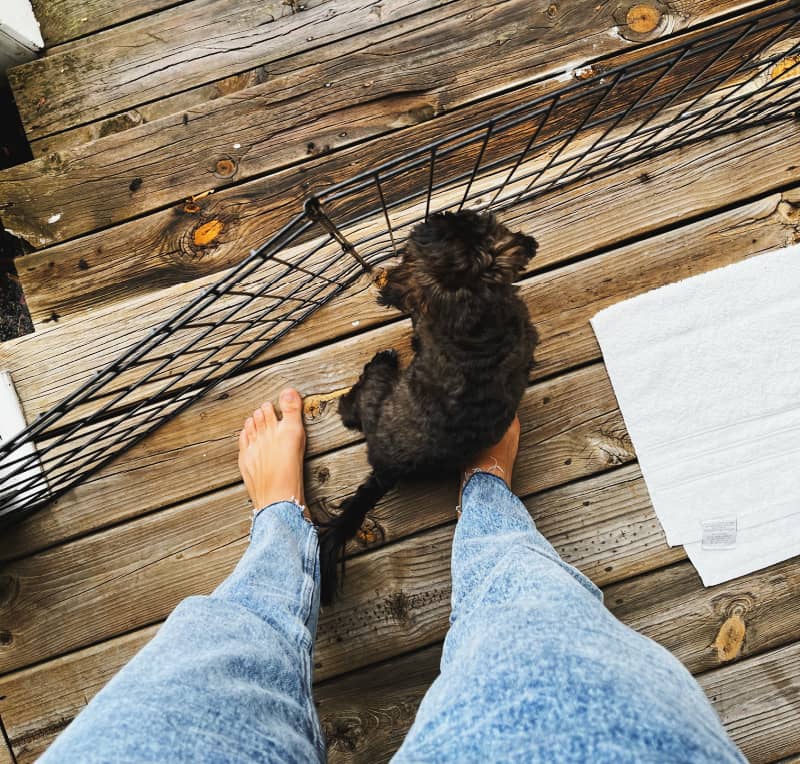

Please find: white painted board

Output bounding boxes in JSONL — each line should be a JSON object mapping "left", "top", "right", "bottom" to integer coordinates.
{"left": 0, "top": 370, "right": 48, "bottom": 516}
{"left": 0, "top": 0, "right": 43, "bottom": 71}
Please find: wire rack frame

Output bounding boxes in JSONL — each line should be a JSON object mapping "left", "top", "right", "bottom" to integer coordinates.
{"left": 2, "top": 1, "right": 800, "bottom": 528}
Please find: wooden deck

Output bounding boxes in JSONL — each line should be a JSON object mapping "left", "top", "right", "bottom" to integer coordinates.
{"left": 1, "top": 0, "right": 800, "bottom": 761}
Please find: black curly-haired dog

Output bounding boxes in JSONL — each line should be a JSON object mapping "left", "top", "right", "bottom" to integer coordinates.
{"left": 319, "top": 209, "right": 538, "bottom": 604}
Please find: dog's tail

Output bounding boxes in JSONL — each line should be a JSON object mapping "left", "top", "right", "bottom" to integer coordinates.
{"left": 319, "top": 471, "right": 395, "bottom": 605}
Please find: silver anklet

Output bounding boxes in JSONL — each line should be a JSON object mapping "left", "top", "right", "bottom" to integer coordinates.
{"left": 456, "top": 459, "right": 506, "bottom": 517}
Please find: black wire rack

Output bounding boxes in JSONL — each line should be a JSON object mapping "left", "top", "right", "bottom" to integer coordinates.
{"left": 2, "top": 1, "right": 800, "bottom": 529}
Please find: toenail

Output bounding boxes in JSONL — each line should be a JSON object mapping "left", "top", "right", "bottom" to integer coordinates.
{"left": 280, "top": 389, "right": 297, "bottom": 405}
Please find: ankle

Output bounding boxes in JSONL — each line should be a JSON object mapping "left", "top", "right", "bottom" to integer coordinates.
{"left": 463, "top": 456, "right": 509, "bottom": 487}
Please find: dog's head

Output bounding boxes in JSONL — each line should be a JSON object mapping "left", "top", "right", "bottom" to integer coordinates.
{"left": 384, "top": 210, "right": 536, "bottom": 315}
{"left": 412, "top": 210, "right": 536, "bottom": 288}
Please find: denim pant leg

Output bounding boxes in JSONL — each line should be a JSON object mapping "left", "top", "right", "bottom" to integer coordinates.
{"left": 392, "top": 473, "right": 746, "bottom": 764}
{"left": 39, "top": 502, "right": 325, "bottom": 764}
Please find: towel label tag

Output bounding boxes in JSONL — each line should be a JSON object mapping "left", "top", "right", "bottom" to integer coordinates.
{"left": 701, "top": 518, "right": 738, "bottom": 550}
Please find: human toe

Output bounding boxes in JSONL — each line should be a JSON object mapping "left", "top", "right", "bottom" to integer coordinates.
{"left": 260, "top": 401, "right": 278, "bottom": 428}
{"left": 279, "top": 389, "right": 304, "bottom": 424}
{"left": 252, "top": 407, "right": 266, "bottom": 431}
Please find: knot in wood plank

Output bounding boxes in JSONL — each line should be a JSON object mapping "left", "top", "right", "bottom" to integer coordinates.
{"left": 213, "top": 157, "right": 238, "bottom": 179}
{"left": 193, "top": 219, "right": 225, "bottom": 248}
{"left": 323, "top": 716, "right": 364, "bottom": 753}
{"left": 626, "top": 4, "right": 661, "bottom": 33}
{"left": 615, "top": 1, "right": 672, "bottom": 41}
{"left": 771, "top": 55, "right": 800, "bottom": 83}
{"left": 356, "top": 516, "right": 385, "bottom": 547}
{"left": 777, "top": 197, "right": 800, "bottom": 244}
{"left": 712, "top": 612, "right": 746, "bottom": 662}
{"left": 304, "top": 387, "right": 352, "bottom": 420}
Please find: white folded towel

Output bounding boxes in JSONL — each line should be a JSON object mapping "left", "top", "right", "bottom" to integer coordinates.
{"left": 591, "top": 244, "right": 800, "bottom": 586}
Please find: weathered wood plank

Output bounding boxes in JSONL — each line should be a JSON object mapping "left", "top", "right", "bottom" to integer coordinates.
{"left": 699, "top": 642, "right": 800, "bottom": 764}
{"left": 316, "top": 547, "right": 800, "bottom": 689}
{"left": 30, "top": 0, "right": 187, "bottom": 47}
{"left": 315, "top": 645, "right": 441, "bottom": 763}
{"left": 12, "top": 105, "right": 800, "bottom": 326}
{"left": 1, "top": 0, "right": 773, "bottom": 247}
{"left": 2, "top": 188, "right": 795, "bottom": 558}
{"left": 7, "top": 0, "right": 453, "bottom": 141}
{"left": 31, "top": 0, "right": 793, "bottom": 160}
{"left": 28, "top": 68, "right": 266, "bottom": 157}
{"left": 5, "top": 511, "right": 800, "bottom": 761}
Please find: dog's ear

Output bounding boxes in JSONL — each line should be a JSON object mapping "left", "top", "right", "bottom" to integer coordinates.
{"left": 377, "top": 259, "right": 421, "bottom": 313}
{"left": 489, "top": 226, "right": 537, "bottom": 284}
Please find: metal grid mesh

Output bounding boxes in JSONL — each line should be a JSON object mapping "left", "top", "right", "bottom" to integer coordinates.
{"left": 2, "top": 1, "right": 800, "bottom": 528}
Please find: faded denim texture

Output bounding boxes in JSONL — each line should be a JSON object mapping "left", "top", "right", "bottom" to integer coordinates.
{"left": 40, "top": 474, "right": 745, "bottom": 764}
{"left": 392, "top": 474, "right": 745, "bottom": 763}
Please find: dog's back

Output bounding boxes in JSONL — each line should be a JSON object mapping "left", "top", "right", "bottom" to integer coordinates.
{"left": 366, "top": 285, "right": 536, "bottom": 476}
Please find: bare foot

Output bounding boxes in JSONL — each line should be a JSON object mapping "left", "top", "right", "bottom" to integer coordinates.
{"left": 238, "top": 388, "right": 309, "bottom": 519}
{"left": 458, "top": 416, "right": 520, "bottom": 514}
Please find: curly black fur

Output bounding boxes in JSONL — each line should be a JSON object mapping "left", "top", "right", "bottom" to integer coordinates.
{"left": 319, "top": 210, "right": 538, "bottom": 604}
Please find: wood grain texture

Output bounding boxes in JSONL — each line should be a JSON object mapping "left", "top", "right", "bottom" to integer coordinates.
{"left": 699, "top": 642, "right": 800, "bottom": 763}
{"left": 29, "top": 0, "right": 790, "bottom": 160}
{"left": 315, "top": 645, "right": 442, "bottom": 763}
{"left": 0, "top": 0, "right": 770, "bottom": 247}
{"left": 30, "top": 0, "right": 188, "bottom": 47}
{"left": 1, "top": 188, "right": 796, "bottom": 558}
{"left": 12, "top": 109, "right": 800, "bottom": 324}
{"left": 8, "top": 0, "right": 450, "bottom": 141}
{"left": 0, "top": 730, "right": 13, "bottom": 764}
{"left": 7, "top": 122, "right": 799, "bottom": 393}
{"left": 28, "top": 71, "right": 264, "bottom": 157}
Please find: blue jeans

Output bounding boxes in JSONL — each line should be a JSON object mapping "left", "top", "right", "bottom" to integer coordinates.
{"left": 39, "top": 473, "right": 745, "bottom": 763}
